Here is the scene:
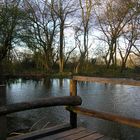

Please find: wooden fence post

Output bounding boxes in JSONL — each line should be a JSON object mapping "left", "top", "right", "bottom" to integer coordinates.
{"left": 70, "top": 79, "right": 77, "bottom": 128}
{"left": 0, "top": 85, "right": 7, "bottom": 140}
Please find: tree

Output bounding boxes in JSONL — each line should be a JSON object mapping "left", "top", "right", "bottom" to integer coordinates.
{"left": 73, "top": 0, "right": 93, "bottom": 73}
{"left": 94, "top": 0, "right": 138, "bottom": 68}
{"left": 22, "top": 0, "right": 58, "bottom": 72}
{"left": 51, "top": 0, "right": 77, "bottom": 73}
{"left": 0, "top": 0, "right": 25, "bottom": 63}
{"left": 79, "top": 0, "right": 93, "bottom": 59}
{"left": 118, "top": 1, "right": 140, "bottom": 72}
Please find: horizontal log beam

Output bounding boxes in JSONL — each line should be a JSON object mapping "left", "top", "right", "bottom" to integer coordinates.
{"left": 66, "top": 106, "right": 140, "bottom": 128}
{"left": 73, "top": 76, "right": 140, "bottom": 86}
{"left": 0, "top": 85, "right": 5, "bottom": 87}
{"left": 0, "top": 96, "right": 82, "bottom": 116}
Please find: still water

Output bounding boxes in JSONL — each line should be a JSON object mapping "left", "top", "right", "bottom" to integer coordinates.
{"left": 6, "top": 78, "right": 140, "bottom": 140}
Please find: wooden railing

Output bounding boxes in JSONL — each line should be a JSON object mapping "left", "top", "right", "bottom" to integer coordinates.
{"left": 0, "top": 93, "right": 82, "bottom": 140}
{"left": 0, "top": 76, "right": 140, "bottom": 139}
{"left": 0, "top": 85, "right": 6, "bottom": 140}
{"left": 0, "top": 96, "right": 82, "bottom": 116}
{"left": 73, "top": 76, "right": 140, "bottom": 86}
{"left": 67, "top": 76, "right": 140, "bottom": 128}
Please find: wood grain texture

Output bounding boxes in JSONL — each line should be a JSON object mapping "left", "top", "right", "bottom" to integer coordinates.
{"left": 0, "top": 96, "right": 82, "bottom": 116}
{"left": 8, "top": 126, "right": 110, "bottom": 140}
{"left": 70, "top": 80, "right": 77, "bottom": 96}
{"left": 38, "top": 127, "right": 100, "bottom": 140}
{"left": 8, "top": 123, "right": 71, "bottom": 140}
{"left": 66, "top": 106, "right": 140, "bottom": 128}
{"left": 70, "top": 80, "right": 77, "bottom": 128}
{"left": 73, "top": 76, "right": 140, "bottom": 86}
{"left": 58, "top": 130, "right": 95, "bottom": 140}
{"left": 79, "top": 132, "right": 104, "bottom": 140}
{"left": 38, "top": 127, "right": 86, "bottom": 140}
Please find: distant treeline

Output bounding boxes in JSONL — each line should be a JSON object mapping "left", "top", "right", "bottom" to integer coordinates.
{"left": 0, "top": 0, "right": 140, "bottom": 76}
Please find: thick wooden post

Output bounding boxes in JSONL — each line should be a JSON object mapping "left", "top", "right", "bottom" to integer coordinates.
{"left": 0, "top": 85, "right": 7, "bottom": 140}
{"left": 70, "top": 80, "right": 77, "bottom": 96}
{"left": 70, "top": 80, "right": 77, "bottom": 128}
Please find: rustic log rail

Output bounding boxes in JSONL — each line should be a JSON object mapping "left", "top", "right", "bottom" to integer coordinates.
{"left": 68, "top": 76, "right": 140, "bottom": 128}
{"left": 73, "top": 76, "right": 140, "bottom": 86}
{"left": 1, "top": 76, "right": 140, "bottom": 139}
{"left": 0, "top": 96, "right": 82, "bottom": 116}
{"left": 66, "top": 106, "right": 140, "bottom": 128}
{"left": 0, "top": 85, "right": 7, "bottom": 140}
{"left": 0, "top": 96, "right": 81, "bottom": 139}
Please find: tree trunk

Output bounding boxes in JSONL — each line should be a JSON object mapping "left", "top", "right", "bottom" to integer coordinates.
{"left": 107, "top": 50, "right": 113, "bottom": 68}
{"left": 59, "top": 20, "right": 64, "bottom": 73}
{"left": 75, "top": 62, "right": 80, "bottom": 73}
{"left": 120, "top": 61, "right": 126, "bottom": 73}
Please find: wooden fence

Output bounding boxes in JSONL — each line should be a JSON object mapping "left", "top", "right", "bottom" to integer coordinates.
{"left": 0, "top": 76, "right": 140, "bottom": 139}
{"left": 68, "top": 76, "right": 140, "bottom": 128}
{"left": 0, "top": 85, "right": 6, "bottom": 140}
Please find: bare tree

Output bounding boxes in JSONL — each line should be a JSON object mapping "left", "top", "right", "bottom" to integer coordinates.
{"left": 72, "top": 0, "right": 93, "bottom": 73}
{"left": 94, "top": 0, "right": 138, "bottom": 68}
{"left": 51, "top": 0, "right": 77, "bottom": 73}
{"left": 79, "top": 0, "right": 93, "bottom": 59}
{"left": 118, "top": 3, "right": 140, "bottom": 72}
{"left": 22, "top": 0, "right": 58, "bottom": 72}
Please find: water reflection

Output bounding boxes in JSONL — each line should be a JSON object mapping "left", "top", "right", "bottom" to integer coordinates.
{"left": 6, "top": 78, "right": 140, "bottom": 140}
{"left": 43, "top": 78, "right": 52, "bottom": 89}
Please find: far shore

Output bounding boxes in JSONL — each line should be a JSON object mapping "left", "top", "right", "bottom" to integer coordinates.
{"left": 1, "top": 72, "right": 140, "bottom": 81}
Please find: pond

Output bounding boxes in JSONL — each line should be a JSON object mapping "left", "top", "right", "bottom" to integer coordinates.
{"left": 5, "top": 78, "right": 140, "bottom": 140}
